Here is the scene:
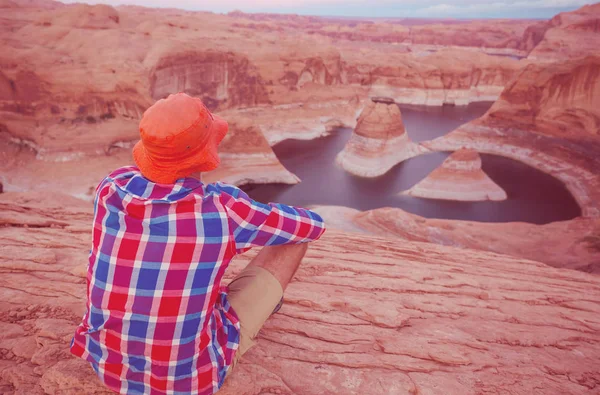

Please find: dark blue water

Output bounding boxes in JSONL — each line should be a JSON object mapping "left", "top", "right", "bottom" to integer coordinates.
{"left": 241, "top": 103, "right": 581, "bottom": 224}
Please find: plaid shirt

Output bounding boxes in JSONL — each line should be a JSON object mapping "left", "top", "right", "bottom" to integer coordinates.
{"left": 70, "top": 166, "right": 325, "bottom": 394}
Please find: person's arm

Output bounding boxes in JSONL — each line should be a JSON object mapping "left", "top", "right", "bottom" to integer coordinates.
{"left": 215, "top": 183, "right": 326, "bottom": 252}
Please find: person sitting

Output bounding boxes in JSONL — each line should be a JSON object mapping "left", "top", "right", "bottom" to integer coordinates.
{"left": 70, "top": 92, "right": 326, "bottom": 394}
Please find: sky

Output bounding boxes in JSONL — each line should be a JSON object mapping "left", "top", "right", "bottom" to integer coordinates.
{"left": 58, "top": 0, "right": 594, "bottom": 19}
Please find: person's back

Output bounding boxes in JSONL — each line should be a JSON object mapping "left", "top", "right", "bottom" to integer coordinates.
{"left": 70, "top": 93, "right": 326, "bottom": 394}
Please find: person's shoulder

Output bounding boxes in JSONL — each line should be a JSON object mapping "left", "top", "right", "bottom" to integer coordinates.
{"left": 106, "top": 166, "right": 140, "bottom": 181}
{"left": 204, "top": 181, "right": 245, "bottom": 198}
{"left": 94, "top": 166, "right": 139, "bottom": 196}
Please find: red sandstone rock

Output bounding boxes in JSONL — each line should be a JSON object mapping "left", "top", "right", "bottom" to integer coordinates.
{"left": 343, "top": 48, "right": 522, "bottom": 106}
{"left": 486, "top": 55, "right": 600, "bottom": 138}
{"left": 149, "top": 51, "right": 270, "bottom": 110}
{"left": 315, "top": 205, "right": 600, "bottom": 273}
{"left": 527, "top": 4, "right": 600, "bottom": 61}
{"left": 227, "top": 11, "right": 533, "bottom": 51}
{"left": 204, "top": 121, "right": 299, "bottom": 186}
{"left": 1, "top": 192, "right": 599, "bottom": 394}
{"left": 35, "top": 3, "right": 120, "bottom": 29}
{"left": 403, "top": 149, "right": 507, "bottom": 201}
{"left": 0, "top": 120, "right": 298, "bottom": 199}
{"left": 336, "top": 98, "right": 427, "bottom": 177}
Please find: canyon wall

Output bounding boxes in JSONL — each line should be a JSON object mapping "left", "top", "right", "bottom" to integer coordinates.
{"left": 342, "top": 48, "right": 521, "bottom": 106}
{"left": 486, "top": 56, "right": 600, "bottom": 137}
{"left": 150, "top": 51, "right": 270, "bottom": 111}
{"left": 527, "top": 3, "right": 600, "bottom": 61}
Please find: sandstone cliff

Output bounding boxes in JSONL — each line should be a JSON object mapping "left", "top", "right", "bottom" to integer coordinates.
{"left": 0, "top": 121, "right": 298, "bottom": 199}
{"left": 336, "top": 97, "right": 427, "bottom": 177}
{"left": 403, "top": 149, "right": 507, "bottom": 202}
{"left": 527, "top": 3, "right": 600, "bottom": 61}
{"left": 486, "top": 56, "right": 600, "bottom": 137}
{"left": 150, "top": 51, "right": 270, "bottom": 111}
{"left": 1, "top": 192, "right": 599, "bottom": 394}
{"left": 343, "top": 48, "right": 522, "bottom": 106}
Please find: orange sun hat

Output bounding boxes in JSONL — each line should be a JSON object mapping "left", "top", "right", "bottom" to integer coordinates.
{"left": 133, "top": 93, "right": 228, "bottom": 184}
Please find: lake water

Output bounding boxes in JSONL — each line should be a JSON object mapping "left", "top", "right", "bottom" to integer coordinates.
{"left": 241, "top": 103, "right": 581, "bottom": 224}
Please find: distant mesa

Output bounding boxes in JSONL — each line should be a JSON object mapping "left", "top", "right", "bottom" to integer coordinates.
{"left": 336, "top": 98, "right": 427, "bottom": 177}
{"left": 36, "top": 3, "right": 119, "bottom": 28}
{"left": 403, "top": 148, "right": 507, "bottom": 202}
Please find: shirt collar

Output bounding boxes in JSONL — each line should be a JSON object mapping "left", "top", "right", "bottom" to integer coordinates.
{"left": 110, "top": 166, "right": 204, "bottom": 201}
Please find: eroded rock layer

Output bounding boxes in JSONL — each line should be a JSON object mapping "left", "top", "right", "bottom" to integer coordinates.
{"left": 403, "top": 149, "right": 507, "bottom": 201}
{"left": 336, "top": 97, "right": 427, "bottom": 177}
{"left": 527, "top": 4, "right": 600, "bottom": 61}
{"left": 315, "top": 205, "right": 600, "bottom": 273}
{"left": 204, "top": 121, "right": 299, "bottom": 186}
{"left": 150, "top": 51, "right": 270, "bottom": 111}
{"left": 0, "top": 122, "right": 299, "bottom": 200}
{"left": 1, "top": 192, "right": 599, "bottom": 394}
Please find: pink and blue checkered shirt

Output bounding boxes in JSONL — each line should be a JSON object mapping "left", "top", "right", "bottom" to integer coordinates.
{"left": 70, "top": 166, "right": 326, "bottom": 394}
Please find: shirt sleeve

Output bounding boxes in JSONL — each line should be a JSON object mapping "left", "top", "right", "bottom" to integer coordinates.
{"left": 215, "top": 183, "right": 326, "bottom": 252}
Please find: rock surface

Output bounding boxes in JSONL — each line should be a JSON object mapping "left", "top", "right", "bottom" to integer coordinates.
{"left": 424, "top": 56, "right": 600, "bottom": 217}
{"left": 336, "top": 98, "right": 427, "bottom": 177}
{"left": 228, "top": 11, "right": 533, "bottom": 51}
{"left": 0, "top": 121, "right": 299, "bottom": 199}
{"left": 527, "top": 3, "right": 600, "bottom": 61}
{"left": 403, "top": 149, "right": 507, "bottom": 201}
{"left": 315, "top": 205, "right": 600, "bottom": 273}
{"left": 204, "top": 121, "right": 300, "bottom": 186}
{"left": 1, "top": 192, "right": 600, "bottom": 394}
{"left": 486, "top": 55, "right": 600, "bottom": 138}
{"left": 354, "top": 48, "right": 523, "bottom": 106}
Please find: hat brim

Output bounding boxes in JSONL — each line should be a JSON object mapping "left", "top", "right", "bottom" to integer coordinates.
{"left": 133, "top": 115, "right": 228, "bottom": 184}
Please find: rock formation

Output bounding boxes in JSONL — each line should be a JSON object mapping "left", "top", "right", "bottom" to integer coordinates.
{"left": 227, "top": 11, "right": 533, "bottom": 51}
{"left": 0, "top": 0, "right": 533, "bottom": 175}
{"left": 527, "top": 3, "right": 600, "bottom": 61}
{"left": 0, "top": 0, "right": 554, "bottom": 204}
{"left": 150, "top": 51, "right": 270, "bottom": 111}
{"left": 1, "top": 3, "right": 599, "bottom": 393}
{"left": 315, "top": 205, "right": 600, "bottom": 273}
{"left": 0, "top": 120, "right": 299, "bottom": 199}
{"left": 1, "top": 192, "right": 600, "bottom": 394}
{"left": 344, "top": 48, "right": 522, "bottom": 106}
{"left": 336, "top": 97, "right": 427, "bottom": 177}
{"left": 486, "top": 56, "right": 600, "bottom": 138}
{"left": 35, "top": 3, "right": 120, "bottom": 29}
{"left": 204, "top": 121, "right": 299, "bottom": 186}
{"left": 424, "top": 56, "right": 600, "bottom": 217}
{"left": 403, "top": 149, "right": 507, "bottom": 201}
